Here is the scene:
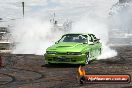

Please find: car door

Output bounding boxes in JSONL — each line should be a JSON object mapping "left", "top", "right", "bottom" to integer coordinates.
{"left": 89, "top": 34, "right": 101, "bottom": 57}
{"left": 87, "top": 34, "right": 95, "bottom": 59}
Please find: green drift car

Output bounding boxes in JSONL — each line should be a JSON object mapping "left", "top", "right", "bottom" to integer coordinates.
{"left": 44, "top": 33, "right": 102, "bottom": 65}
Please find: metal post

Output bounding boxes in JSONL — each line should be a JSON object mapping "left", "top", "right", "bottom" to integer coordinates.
{"left": 22, "top": 2, "right": 24, "bottom": 17}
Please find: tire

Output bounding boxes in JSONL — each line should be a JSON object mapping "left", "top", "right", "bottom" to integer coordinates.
{"left": 99, "top": 48, "right": 102, "bottom": 54}
{"left": 85, "top": 52, "right": 90, "bottom": 65}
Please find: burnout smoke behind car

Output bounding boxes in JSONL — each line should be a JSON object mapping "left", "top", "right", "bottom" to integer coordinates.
{"left": 71, "top": 16, "right": 117, "bottom": 59}
{"left": 10, "top": 0, "right": 118, "bottom": 59}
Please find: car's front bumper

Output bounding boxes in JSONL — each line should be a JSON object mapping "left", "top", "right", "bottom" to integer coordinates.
{"left": 44, "top": 53, "right": 86, "bottom": 64}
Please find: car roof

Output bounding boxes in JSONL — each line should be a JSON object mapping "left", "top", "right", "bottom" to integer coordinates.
{"left": 64, "top": 33, "right": 92, "bottom": 36}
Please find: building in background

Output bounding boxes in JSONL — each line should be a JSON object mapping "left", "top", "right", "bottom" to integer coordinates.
{"left": 0, "top": 20, "right": 11, "bottom": 53}
{"left": 108, "top": 0, "right": 132, "bottom": 44}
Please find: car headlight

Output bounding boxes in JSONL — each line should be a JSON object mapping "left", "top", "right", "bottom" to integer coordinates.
{"left": 67, "top": 52, "right": 81, "bottom": 55}
{"left": 46, "top": 51, "right": 56, "bottom": 54}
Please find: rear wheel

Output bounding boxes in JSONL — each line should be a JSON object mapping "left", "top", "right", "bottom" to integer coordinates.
{"left": 85, "top": 52, "right": 90, "bottom": 65}
{"left": 99, "top": 48, "right": 102, "bottom": 54}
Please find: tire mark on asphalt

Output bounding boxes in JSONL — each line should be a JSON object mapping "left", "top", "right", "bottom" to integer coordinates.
{"left": 0, "top": 67, "right": 44, "bottom": 86}
{"left": 0, "top": 67, "right": 76, "bottom": 87}
{"left": 0, "top": 73, "right": 15, "bottom": 86}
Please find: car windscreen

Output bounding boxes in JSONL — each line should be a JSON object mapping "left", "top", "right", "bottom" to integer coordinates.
{"left": 59, "top": 34, "right": 88, "bottom": 43}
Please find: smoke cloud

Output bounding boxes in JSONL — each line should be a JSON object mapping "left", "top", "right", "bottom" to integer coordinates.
{"left": 11, "top": 18, "right": 64, "bottom": 55}
{"left": 10, "top": 16, "right": 117, "bottom": 59}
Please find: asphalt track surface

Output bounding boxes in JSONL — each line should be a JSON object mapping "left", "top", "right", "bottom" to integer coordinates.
{"left": 0, "top": 45, "right": 132, "bottom": 88}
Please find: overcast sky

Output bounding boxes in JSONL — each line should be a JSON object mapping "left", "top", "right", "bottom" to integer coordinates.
{"left": 0, "top": 0, "right": 118, "bottom": 21}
